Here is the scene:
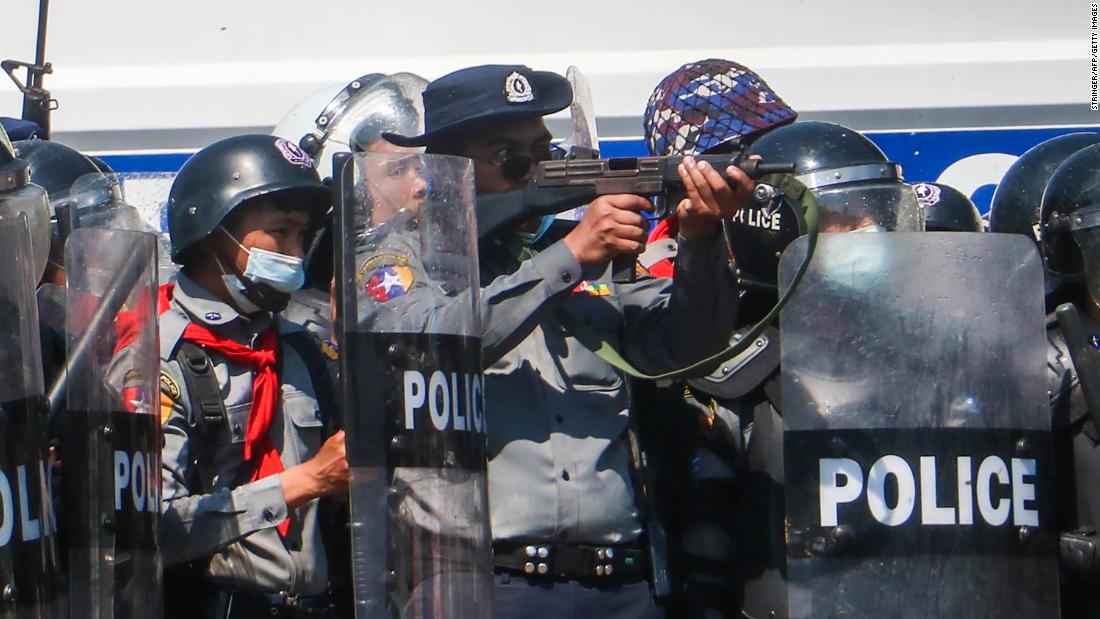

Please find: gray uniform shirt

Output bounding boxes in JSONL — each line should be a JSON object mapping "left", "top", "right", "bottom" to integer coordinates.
{"left": 360, "top": 230, "right": 738, "bottom": 545}
{"left": 482, "top": 236, "right": 738, "bottom": 544}
{"left": 159, "top": 273, "right": 329, "bottom": 595}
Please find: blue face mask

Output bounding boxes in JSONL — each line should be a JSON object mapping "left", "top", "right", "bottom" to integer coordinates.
{"left": 514, "top": 215, "right": 555, "bottom": 246}
{"left": 220, "top": 226, "right": 306, "bottom": 294}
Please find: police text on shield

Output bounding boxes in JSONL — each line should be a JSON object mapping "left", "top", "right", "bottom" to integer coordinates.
{"left": 403, "top": 371, "right": 486, "bottom": 434}
{"left": 819, "top": 455, "right": 1039, "bottom": 527}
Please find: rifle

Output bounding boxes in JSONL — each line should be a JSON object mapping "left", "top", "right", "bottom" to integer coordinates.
{"left": 475, "top": 154, "right": 795, "bottom": 281}
{"left": 3, "top": 0, "right": 57, "bottom": 138}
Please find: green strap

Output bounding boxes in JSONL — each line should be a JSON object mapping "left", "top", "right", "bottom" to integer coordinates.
{"left": 554, "top": 173, "right": 819, "bottom": 381}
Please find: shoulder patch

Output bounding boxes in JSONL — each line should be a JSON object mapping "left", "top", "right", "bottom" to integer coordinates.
{"left": 321, "top": 339, "right": 340, "bottom": 362}
{"left": 363, "top": 260, "right": 413, "bottom": 301}
{"left": 160, "top": 392, "right": 176, "bottom": 426}
{"left": 357, "top": 253, "right": 410, "bottom": 283}
{"left": 159, "top": 370, "right": 181, "bottom": 400}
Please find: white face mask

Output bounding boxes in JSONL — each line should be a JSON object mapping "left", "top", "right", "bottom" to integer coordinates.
{"left": 219, "top": 226, "right": 306, "bottom": 294}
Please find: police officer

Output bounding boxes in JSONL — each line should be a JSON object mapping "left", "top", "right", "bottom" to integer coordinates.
{"left": 636, "top": 57, "right": 796, "bottom": 618}
{"left": 989, "top": 132, "right": 1100, "bottom": 309}
{"left": 699, "top": 120, "right": 919, "bottom": 619}
{"left": 1031, "top": 143, "right": 1100, "bottom": 617}
{"left": 383, "top": 64, "right": 753, "bottom": 619}
{"left": 274, "top": 72, "right": 429, "bottom": 344}
{"left": 159, "top": 134, "right": 348, "bottom": 618}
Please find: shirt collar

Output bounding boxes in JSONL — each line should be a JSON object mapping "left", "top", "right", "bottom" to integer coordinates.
{"left": 172, "top": 272, "right": 273, "bottom": 333}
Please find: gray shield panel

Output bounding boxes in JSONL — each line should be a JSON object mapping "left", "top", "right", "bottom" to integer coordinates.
{"left": 60, "top": 228, "right": 161, "bottom": 618}
{"left": 0, "top": 214, "right": 64, "bottom": 618}
{"left": 335, "top": 153, "right": 491, "bottom": 618}
{"left": 778, "top": 232, "right": 1058, "bottom": 618}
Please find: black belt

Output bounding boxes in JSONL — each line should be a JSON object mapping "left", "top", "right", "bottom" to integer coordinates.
{"left": 216, "top": 588, "right": 335, "bottom": 619}
{"left": 493, "top": 541, "right": 647, "bottom": 582}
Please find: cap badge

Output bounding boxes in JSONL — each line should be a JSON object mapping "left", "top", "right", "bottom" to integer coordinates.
{"left": 275, "top": 138, "right": 314, "bottom": 168}
{"left": 504, "top": 71, "right": 535, "bottom": 104}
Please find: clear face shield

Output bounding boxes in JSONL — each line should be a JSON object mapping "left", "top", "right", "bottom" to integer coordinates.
{"left": 813, "top": 181, "right": 924, "bottom": 232}
{"left": 797, "top": 162, "right": 924, "bottom": 233}
{"left": 324, "top": 74, "right": 428, "bottom": 156}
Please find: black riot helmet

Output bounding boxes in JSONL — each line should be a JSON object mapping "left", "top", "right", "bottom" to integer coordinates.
{"left": 1039, "top": 144, "right": 1100, "bottom": 303}
{"left": 989, "top": 132, "right": 1100, "bottom": 241}
{"left": 167, "top": 134, "right": 329, "bottom": 264}
{"left": 913, "top": 182, "right": 983, "bottom": 232}
{"left": 726, "top": 121, "right": 921, "bottom": 290}
{"left": 14, "top": 139, "right": 101, "bottom": 202}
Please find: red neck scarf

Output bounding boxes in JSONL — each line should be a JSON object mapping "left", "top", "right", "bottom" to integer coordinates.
{"left": 162, "top": 283, "right": 290, "bottom": 536}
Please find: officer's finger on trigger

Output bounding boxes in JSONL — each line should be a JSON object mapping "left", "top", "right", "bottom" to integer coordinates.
{"left": 609, "top": 193, "right": 653, "bottom": 213}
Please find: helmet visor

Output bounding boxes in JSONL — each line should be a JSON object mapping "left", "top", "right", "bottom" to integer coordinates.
{"left": 814, "top": 182, "right": 924, "bottom": 232}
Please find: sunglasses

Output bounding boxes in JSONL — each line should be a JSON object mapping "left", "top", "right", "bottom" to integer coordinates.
{"left": 478, "top": 144, "right": 567, "bottom": 182}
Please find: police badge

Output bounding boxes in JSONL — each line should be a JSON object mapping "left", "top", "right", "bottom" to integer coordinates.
{"left": 504, "top": 71, "right": 535, "bottom": 104}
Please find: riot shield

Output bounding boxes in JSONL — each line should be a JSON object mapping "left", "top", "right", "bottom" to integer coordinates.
{"left": 334, "top": 152, "right": 491, "bottom": 618}
{"left": 67, "top": 173, "right": 176, "bottom": 282}
{"left": 777, "top": 232, "right": 1058, "bottom": 618}
{"left": 0, "top": 214, "right": 64, "bottom": 618}
{"left": 58, "top": 228, "right": 160, "bottom": 618}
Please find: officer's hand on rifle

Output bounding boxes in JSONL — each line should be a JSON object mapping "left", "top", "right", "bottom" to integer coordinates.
{"left": 563, "top": 194, "right": 653, "bottom": 268}
{"left": 282, "top": 430, "right": 350, "bottom": 509}
{"left": 676, "top": 155, "right": 756, "bottom": 240}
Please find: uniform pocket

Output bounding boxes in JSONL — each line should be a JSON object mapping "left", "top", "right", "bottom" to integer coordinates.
{"left": 283, "top": 392, "right": 323, "bottom": 429}
{"left": 556, "top": 297, "right": 624, "bottom": 392}
{"left": 225, "top": 402, "right": 250, "bottom": 445}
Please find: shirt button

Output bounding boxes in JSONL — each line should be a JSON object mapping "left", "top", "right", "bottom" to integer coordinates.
{"left": 561, "top": 470, "right": 570, "bottom": 481}
{"left": 555, "top": 414, "right": 565, "bottom": 424}
{"left": 263, "top": 507, "right": 277, "bottom": 522}
{"left": 561, "top": 272, "right": 572, "bottom": 284}
{"left": 232, "top": 424, "right": 242, "bottom": 439}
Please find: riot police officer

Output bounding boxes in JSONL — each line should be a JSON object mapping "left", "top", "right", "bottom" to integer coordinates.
{"left": 0, "top": 123, "right": 64, "bottom": 617}
{"left": 636, "top": 57, "right": 796, "bottom": 618}
{"left": 697, "top": 120, "right": 921, "bottom": 619}
{"left": 989, "top": 132, "right": 1100, "bottom": 308}
{"left": 158, "top": 134, "right": 348, "bottom": 618}
{"left": 274, "top": 73, "right": 429, "bottom": 342}
{"left": 383, "top": 64, "right": 753, "bottom": 619}
{"left": 1033, "top": 143, "right": 1100, "bottom": 617}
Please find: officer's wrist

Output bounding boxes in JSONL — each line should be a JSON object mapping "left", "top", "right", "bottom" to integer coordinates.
{"left": 280, "top": 462, "right": 324, "bottom": 509}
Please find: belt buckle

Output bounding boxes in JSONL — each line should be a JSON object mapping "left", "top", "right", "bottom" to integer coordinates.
{"left": 275, "top": 590, "right": 301, "bottom": 607}
{"left": 521, "top": 544, "right": 552, "bottom": 576}
{"left": 592, "top": 546, "right": 616, "bottom": 578}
